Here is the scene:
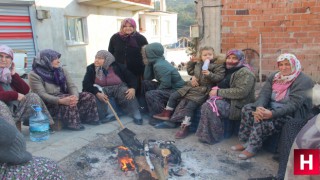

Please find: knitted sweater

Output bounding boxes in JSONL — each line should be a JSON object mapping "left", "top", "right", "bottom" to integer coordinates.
{"left": 0, "top": 73, "right": 30, "bottom": 103}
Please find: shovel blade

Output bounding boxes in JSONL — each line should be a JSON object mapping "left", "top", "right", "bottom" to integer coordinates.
{"left": 118, "top": 128, "right": 143, "bottom": 153}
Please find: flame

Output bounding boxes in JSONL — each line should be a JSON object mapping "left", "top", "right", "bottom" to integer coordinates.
{"left": 117, "top": 146, "right": 135, "bottom": 172}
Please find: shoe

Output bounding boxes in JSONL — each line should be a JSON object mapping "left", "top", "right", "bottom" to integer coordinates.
{"left": 175, "top": 125, "right": 189, "bottom": 139}
{"left": 154, "top": 122, "right": 177, "bottom": 129}
{"left": 238, "top": 150, "right": 255, "bottom": 160}
{"left": 133, "top": 118, "right": 143, "bottom": 125}
{"left": 231, "top": 144, "right": 246, "bottom": 151}
{"left": 65, "top": 125, "right": 85, "bottom": 131}
{"left": 149, "top": 118, "right": 162, "bottom": 126}
{"left": 100, "top": 114, "right": 116, "bottom": 124}
{"left": 153, "top": 109, "right": 173, "bottom": 121}
{"left": 83, "top": 121, "right": 101, "bottom": 125}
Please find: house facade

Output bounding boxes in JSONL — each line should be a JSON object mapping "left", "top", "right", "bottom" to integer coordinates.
{"left": 0, "top": 0, "right": 177, "bottom": 87}
{"left": 196, "top": 0, "right": 320, "bottom": 82}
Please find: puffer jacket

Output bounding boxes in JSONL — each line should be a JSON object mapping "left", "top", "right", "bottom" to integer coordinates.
{"left": 177, "top": 58, "right": 225, "bottom": 104}
{"left": 142, "top": 42, "right": 185, "bottom": 90}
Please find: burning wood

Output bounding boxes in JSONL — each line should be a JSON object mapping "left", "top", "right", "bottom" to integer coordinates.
{"left": 117, "top": 146, "right": 135, "bottom": 172}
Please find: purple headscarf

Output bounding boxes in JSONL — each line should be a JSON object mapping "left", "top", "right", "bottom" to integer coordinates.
{"left": 0, "top": 45, "right": 14, "bottom": 84}
{"left": 32, "top": 49, "right": 67, "bottom": 93}
{"left": 118, "top": 18, "right": 139, "bottom": 48}
{"left": 225, "top": 49, "right": 245, "bottom": 69}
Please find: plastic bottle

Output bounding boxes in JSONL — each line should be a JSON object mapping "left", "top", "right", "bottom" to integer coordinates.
{"left": 202, "top": 59, "right": 210, "bottom": 70}
{"left": 29, "top": 106, "right": 49, "bottom": 142}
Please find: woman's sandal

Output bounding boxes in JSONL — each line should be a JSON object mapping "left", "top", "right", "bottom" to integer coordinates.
{"left": 238, "top": 150, "right": 255, "bottom": 160}
{"left": 231, "top": 144, "right": 245, "bottom": 151}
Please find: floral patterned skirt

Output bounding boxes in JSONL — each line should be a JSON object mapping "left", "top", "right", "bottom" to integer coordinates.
{"left": 0, "top": 156, "right": 65, "bottom": 180}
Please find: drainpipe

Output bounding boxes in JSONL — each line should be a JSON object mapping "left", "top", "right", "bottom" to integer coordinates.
{"left": 259, "top": 33, "right": 262, "bottom": 86}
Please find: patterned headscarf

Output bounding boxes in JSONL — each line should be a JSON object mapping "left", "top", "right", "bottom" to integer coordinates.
{"left": 272, "top": 53, "right": 302, "bottom": 101}
{"left": 32, "top": 49, "right": 67, "bottom": 93}
{"left": 225, "top": 49, "right": 245, "bottom": 69}
{"left": 95, "top": 50, "right": 115, "bottom": 80}
{"left": 118, "top": 18, "right": 139, "bottom": 48}
{"left": 0, "top": 45, "right": 14, "bottom": 84}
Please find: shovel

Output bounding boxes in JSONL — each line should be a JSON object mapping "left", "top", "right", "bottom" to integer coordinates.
{"left": 93, "top": 84, "right": 143, "bottom": 153}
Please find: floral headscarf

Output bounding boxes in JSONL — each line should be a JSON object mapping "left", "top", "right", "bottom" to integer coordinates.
{"left": 272, "top": 53, "right": 302, "bottom": 101}
{"left": 32, "top": 49, "right": 67, "bottom": 93}
{"left": 225, "top": 49, "right": 245, "bottom": 69}
{"left": 0, "top": 45, "right": 14, "bottom": 84}
{"left": 95, "top": 50, "right": 115, "bottom": 80}
{"left": 118, "top": 18, "right": 139, "bottom": 48}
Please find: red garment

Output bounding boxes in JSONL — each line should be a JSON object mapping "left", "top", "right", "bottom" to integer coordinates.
{"left": 0, "top": 73, "right": 30, "bottom": 103}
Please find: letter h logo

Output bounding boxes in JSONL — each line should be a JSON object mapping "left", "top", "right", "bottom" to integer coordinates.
{"left": 294, "top": 149, "right": 320, "bottom": 175}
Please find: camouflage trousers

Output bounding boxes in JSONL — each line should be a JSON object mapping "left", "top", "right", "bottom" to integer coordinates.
{"left": 239, "top": 103, "right": 284, "bottom": 153}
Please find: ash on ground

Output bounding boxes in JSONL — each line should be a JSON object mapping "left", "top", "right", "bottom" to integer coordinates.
{"left": 59, "top": 123, "right": 277, "bottom": 180}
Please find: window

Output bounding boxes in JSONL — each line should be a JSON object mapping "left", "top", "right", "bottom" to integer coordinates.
{"left": 151, "top": 19, "right": 159, "bottom": 36}
{"left": 65, "top": 17, "right": 87, "bottom": 45}
{"left": 165, "top": 20, "right": 170, "bottom": 35}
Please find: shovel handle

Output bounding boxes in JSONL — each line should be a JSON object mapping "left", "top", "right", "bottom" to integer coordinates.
{"left": 106, "top": 100, "right": 125, "bottom": 129}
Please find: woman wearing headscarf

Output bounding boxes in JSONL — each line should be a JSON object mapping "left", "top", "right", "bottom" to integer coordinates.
{"left": 0, "top": 117, "right": 65, "bottom": 179}
{"left": 28, "top": 49, "right": 100, "bottom": 131}
{"left": 82, "top": 50, "right": 143, "bottom": 125}
{"left": 196, "top": 49, "right": 256, "bottom": 144}
{"left": 0, "top": 45, "right": 53, "bottom": 127}
{"left": 108, "top": 18, "right": 148, "bottom": 108}
{"left": 231, "top": 53, "right": 314, "bottom": 161}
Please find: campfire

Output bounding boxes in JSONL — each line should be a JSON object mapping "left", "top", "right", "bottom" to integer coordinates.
{"left": 117, "top": 146, "right": 135, "bottom": 172}
{"left": 116, "top": 139, "right": 182, "bottom": 179}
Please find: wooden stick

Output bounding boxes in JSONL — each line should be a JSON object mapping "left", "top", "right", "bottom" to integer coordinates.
{"left": 106, "top": 100, "right": 124, "bottom": 129}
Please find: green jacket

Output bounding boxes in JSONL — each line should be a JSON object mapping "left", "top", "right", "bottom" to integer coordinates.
{"left": 142, "top": 43, "right": 185, "bottom": 90}
{"left": 217, "top": 67, "right": 256, "bottom": 120}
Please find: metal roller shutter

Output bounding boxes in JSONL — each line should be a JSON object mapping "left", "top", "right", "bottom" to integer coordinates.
{"left": 0, "top": 5, "right": 36, "bottom": 71}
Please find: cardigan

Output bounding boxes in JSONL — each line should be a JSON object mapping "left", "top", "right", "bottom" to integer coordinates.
{"left": 254, "top": 72, "right": 314, "bottom": 120}
{"left": 0, "top": 73, "right": 29, "bottom": 103}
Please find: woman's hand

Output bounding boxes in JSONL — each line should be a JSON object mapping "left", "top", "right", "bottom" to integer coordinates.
{"left": 58, "top": 96, "right": 71, "bottom": 106}
{"left": 17, "top": 93, "right": 25, "bottom": 101}
{"left": 253, "top": 106, "right": 273, "bottom": 122}
{"left": 191, "top": 76, "right": 199, "bottom": 87}
{"left": 96, "top": 92, "right": 109, "bottom": 103}
{"left": 125, "top": 88, "right": 135, "bottom": 100}
{"left": 69, "top": 95, "right": 78, "bottom": 107}
{"left": 209, "top": 89, "right": 218, "bottom": 97}
{"left": 190, "top": 56, "right": 199, "bottom": 62}
{"left": 202, "top": 70, "right": 210, "bottom": 76}
{"left": 10, "top": 62, "right": 16, "bottom": 75}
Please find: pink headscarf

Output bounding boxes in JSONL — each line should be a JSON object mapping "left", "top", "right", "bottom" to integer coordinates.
{"left": 118, "top": 18, "right": 139, "bottom": 48}
{"left": 272, "top": 53, "right": 302, "bottom": 101}
{"left": 0, "top": 45, "right": 14, "bottom": 84}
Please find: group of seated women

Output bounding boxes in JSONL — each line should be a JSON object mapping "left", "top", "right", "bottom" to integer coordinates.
{"left": 0, "top": 40, "right": 316, "bottom": 179}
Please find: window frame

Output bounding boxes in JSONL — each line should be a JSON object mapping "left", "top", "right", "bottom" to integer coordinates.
{"left": 64, "top": 16, "right": 88, "bottom": 46}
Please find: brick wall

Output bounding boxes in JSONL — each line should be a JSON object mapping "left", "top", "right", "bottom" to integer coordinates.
{"left": 221, "top": 0, "right": 320, "bottom": 82}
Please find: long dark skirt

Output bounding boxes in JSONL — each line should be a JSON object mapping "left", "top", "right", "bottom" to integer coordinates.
{"left": 196, "top": 99, "right": 230, "bottom": 144}
{"left": 0, "top": 156, "right": 65, "bottom": 179}
{"left": 45, "top": 92, "right": 99, "bottom": 129}
{"left": 143, "top": 80, "right": 175, "bottom": 115}
{"left": 277, "top": 114, "right": 311, "bottom": 179}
